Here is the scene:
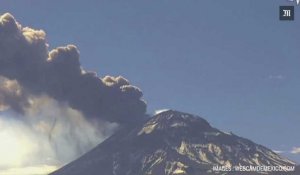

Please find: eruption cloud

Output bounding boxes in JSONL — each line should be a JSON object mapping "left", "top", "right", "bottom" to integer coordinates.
{"left": 0, "top": 13, "right": 146, "bottom": 174}
{"left": 0, "top": 13, "right": 147, "bottom": 124}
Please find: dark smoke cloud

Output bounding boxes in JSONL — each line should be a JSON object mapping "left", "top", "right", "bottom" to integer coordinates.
{"left": 0, "top": 13, "right": 146, "bottom": 124}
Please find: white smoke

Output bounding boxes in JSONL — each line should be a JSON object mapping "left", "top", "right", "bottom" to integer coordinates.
{"left": 0, "top": 95, "right": 118, "bottom": 174}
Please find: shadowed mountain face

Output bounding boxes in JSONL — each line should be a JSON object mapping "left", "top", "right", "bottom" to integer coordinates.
{"left": 51, "top": 110, "right": 297, "bottom": 175}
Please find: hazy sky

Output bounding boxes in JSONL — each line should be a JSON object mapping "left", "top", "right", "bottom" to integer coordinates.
{"left": 0, "top": 0, "right": 299, "bottom": 163}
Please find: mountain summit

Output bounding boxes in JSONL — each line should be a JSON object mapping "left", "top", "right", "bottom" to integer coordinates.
{"left": 51, "top": 110, "right": 296, "bottom": 175}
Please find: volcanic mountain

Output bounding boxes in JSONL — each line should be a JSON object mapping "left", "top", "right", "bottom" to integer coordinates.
{"left": 50, "top": 110, "right": 297, "bottom": 175}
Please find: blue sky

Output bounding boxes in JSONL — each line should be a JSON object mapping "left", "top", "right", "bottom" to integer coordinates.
{"left": 1, "top": 0, "right": 299, "bottom": 162}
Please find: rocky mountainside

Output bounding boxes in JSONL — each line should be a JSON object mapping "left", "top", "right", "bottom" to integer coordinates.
{"left": 50, "top": 110, "right": 296, "bottom": 175}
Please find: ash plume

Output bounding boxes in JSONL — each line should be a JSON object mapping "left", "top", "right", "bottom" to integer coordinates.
{"left": 0, "top": 12, "right": 147, "bottom": 173}
{"left": 0, "top": 13, "right": 147, "bottom": 124}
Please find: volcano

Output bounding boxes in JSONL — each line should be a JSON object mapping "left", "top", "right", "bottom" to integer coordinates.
{"left": 50, "top": 110, "right": 297, "bottom": 175}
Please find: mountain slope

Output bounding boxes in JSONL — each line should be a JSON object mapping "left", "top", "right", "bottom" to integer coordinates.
{"left": 50, "top": 110, "right": 296, "bottom": 175}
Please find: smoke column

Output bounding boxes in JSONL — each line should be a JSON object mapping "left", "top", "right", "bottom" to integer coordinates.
{"left": 0, "top": 13, "right": 146, "bottom": 174}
